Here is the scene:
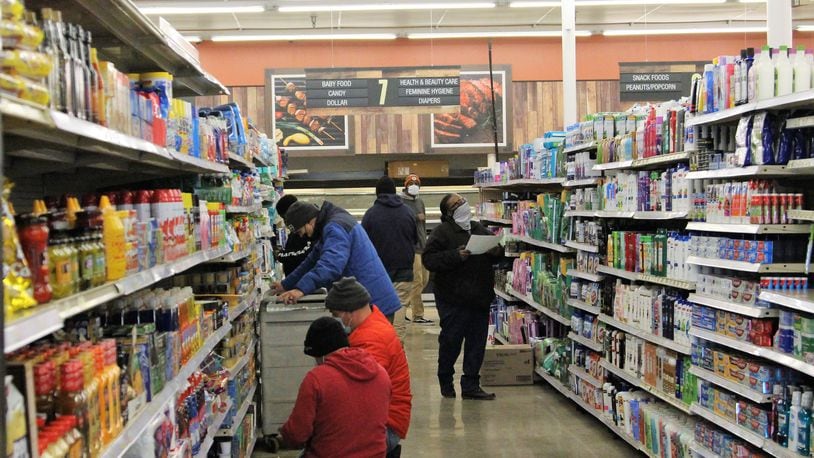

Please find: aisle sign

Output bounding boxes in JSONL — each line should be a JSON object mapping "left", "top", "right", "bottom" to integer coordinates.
{"left": 305, "top": 66, "right": 460, "bottom": 115}
{"left": 619, "top": 72, "right": 694, "bottom": 101}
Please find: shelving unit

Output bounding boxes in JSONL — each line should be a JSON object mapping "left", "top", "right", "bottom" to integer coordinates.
{"left": 598, "top": 315, "right": 691, "bottom": 355}
{"left": 226, "top": 346, "right": 256, "bottom": 380}
{"left": 689, "top": 404, "right": 765, "bottom": 448}
{"left": 566, "top": 269, "right": 604, "bottom": 283}
{"left": 566, "top": 298, "right": 601, "bottom": 315}
{"left": 507, "top": 234, "right": 575, "bottom": 254}
{"left": 216, "top": 384, "right": 258, "bottom": 437}
{"left": 597, "top": 265, "right": 696, "bottom": 293}
{"left": 599, "top": 360, "right": 693, "bottom": 414}
{"left": 567, "top": 332, "right": 603, "bottom": 352}
{"left": 198, "top": 398, "right": 234, "bottom": 458}
{"left": 478, "top": 216, "right": 513, "bottom": 226}
{"left": 473, "top": 177, "right": 565, "bottom": 190}
{"left": 758, "top": 290, "right": 814, "bottom": 314}
{"left": 686, "top": 293, "right": 778, "bottom": 318}
{"left": 686, "top": 256, "right": 807, "bottom": 274}
{"left": 563, "top": 178, "right": 601, "bottom": 188}
{"left": 494, "top": 288, "right": 516, "bottom": 302}
{"left": 685, "top": 89, "right": 814, "bottom": 127}
{"left": 211, "top": 246, "right": 253, "bottom": 264}
{"left": 568, "top": 364, "right": 603, "bottom": 387}
{"left": 101, "top": 323, "right": 233, "bottom": 458}
{"left": 685, "top": 165, "right": 793, "bottom": 180}
{"left": 564, "top": 240, "right": 599, "bottom": 253}
{"left": 225, "top": 203, "right": 263, "bottom": 214}
{"left": 685, "top": 222, "right": 809, "bottom": 234}
{"left": 688, "top": 366, "right": 773, "bottom": 404}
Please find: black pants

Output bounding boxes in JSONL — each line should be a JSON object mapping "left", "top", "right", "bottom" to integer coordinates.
{"left": 436, "top": 298, "right": 490, "bottom": 392}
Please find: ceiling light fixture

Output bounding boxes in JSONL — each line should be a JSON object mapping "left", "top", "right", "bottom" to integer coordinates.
{"left": 139, "top": 5, "right": 265, "bottom": 15}
{"left": 578, "top": 0, "right": 726, "bottom": 5}
{"left": 603, "top": 26, "right": 766, "bottom": 36}
{"left": 796, "top": 25, "right": 814, "bottom": 32}
{"left": 211, "top": 33, "right": 399, "bottom": 42}
{"left": 508, "top": 1, "right": 561, "bottom": 7}
{"left": 278, "top": 3, "right": 496, "bottom": 13}
{"left": 182, "top": 35, "right": 202, "bottom": 43}
{"left": 407, "top": 30, "right": 592, "bottom": 39}
{"left": 738, "top": 0, "right": 767, "bottom": 3}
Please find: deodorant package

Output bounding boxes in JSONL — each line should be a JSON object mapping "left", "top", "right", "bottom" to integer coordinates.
{"left": 734, "top": 115, "right": 752, "bottom": 167}
{"left": 750, "top": 112, "right": 774, "bottom": 165}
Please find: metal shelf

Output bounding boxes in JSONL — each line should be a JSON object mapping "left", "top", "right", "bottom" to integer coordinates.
{"left": 563, "top": 178, "right": 600, "bottom": 188}
{"left": 536, "top": 367, "right": 572, "bottom": 398}
{"left": 633, "top": 211, "right": 688, "bottom": 220}
{"left": 4, "top": 245, "right": 231, "bottom": 353}
{"left": 567, "top": 332, "right": 604, "bottom": 352}
{"left": 216, "top": 384, "right": 258, "bottom": 437}
{"left": 593, "top": 160, "right": 634, "bottom": 171}
{"left": 789, "top": 209, "right": 814, "bottom": 221}
{"left": 568, "top": 364, "right": 604, "bottom": 387}
{"left": 690, "top": 327, "right": 814, "bottom": 379}
{"left": 478, "top": 216, "right": 513, "bottom": 226}
{"left": 225, "top": 203, "right": 262, "bottom": 213}
{"left": 228, "top": 152, "right": 256, "bottom": 170}
{"left": 564, "top": 210, "right": 599, "bottom": 217}
{"left": 508, "top": 288, "right": 572, "bottom": 325}
{"left": 566, "top": 298, "right": 601, "bottom": 315}
{"left": 566, "top": 269, "right": 605, "bottom": 283}
{"left": 599, "top": 359, "right": 692, "bottom": 414}
{"left": 690, "top": 404, "right": 766, "bottom": 449}
{"left": 689, "top": 444, "right": 722, "bottom": 458}
{"left": 686, "top": 256, "right": 807, "bottom": 273}
{"left": 786, "top": 158, "right": 814, "bottom": 174}
{"left": 631, "top": 152, "right": 690, "bottom": 169}
{"left": 686, "top": 89, "right": 814, "bottom": 128}
{"left": 637, "top": 273, "right": 696, "bottom": 291}
{"left": 564, "top": 240, "right": 599, "bottom": 253}
{"left": 473, "top": 177, "right": 565, "bottom": 190}
{"left": 689, "top": 366, "right": 773, "bottom": 404}
{"left": 253, "top": 155, "right": 270, "bottom": 166}
{"left": 762, "top": 439, "right": 801, "bottom": 458}
{"left": 685, "top": 165, "right": 794, "bottom": 180}
{"left": 210, "top": 246, "right": 253, "bottom": 263}
{"left": 2, "top": 95, "right": 229, "bottom": 176}
{"left": 493, "top": 288, "right": 517, "bottom": 302}
{"left": 687, "top": 293, "right": 779, "bottom": 318}
{"left": 198, "top": 398, "right": 234, "bottom": 458}
{"left": 563, "top": 141, "right": 597, "bottom": 154}
{"left": 101, "top": 323, "right": 233, "bottom": 457}
{"left": 685, "top": 222, "right": 810, "bottom": 234}
{"left": 596, "top": 210, "right": 636, "bottom": 219}
{"left": 511, "top": 234, "right": 575, "bottom": 254}
{"left": 598, "top": 315, "right": 691, "bottom": 355}
{"left": 597, "top": 265, "right": 641, "bottom": 282}
{"left": 759, "top": 290, "right": 814, "bottom": 315}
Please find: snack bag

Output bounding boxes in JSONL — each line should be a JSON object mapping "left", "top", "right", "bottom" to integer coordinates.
{"left": 2, "top": 181, "right": 36, "bottom": 315}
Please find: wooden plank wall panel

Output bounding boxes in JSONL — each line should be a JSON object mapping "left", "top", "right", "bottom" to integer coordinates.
{"left": 197, "top": 81, "right": 622, "bottom": 153}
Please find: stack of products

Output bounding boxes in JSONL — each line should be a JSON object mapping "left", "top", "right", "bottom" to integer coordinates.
{"left": 694, "top": 273, "right": 795, "bottom": 307}
{"left": 609, "top": 282, "right": 693, "bottom": 347}
{"left": 598, "top": 167, "right": 691, "bottom": 213}
{"left": 692, "top": 305, "right": 775, "bottom": 347}
{"left": 565, "top": 150, "right": 601, "bottom": 181}
{"left": 477, "top": 200, "right": 512, "bottom": 221}
{"left": 567, "top": 218, "right": 603, "bottom": 248}
{"left": 565, "top": 187, "right": 601, "bottom": 212}
{"left": 689, "top": 234, "right": 804, "bottom": 265}
{"left": 692, "top": 342, "right": 791, "bottom": 396}
{"left": 689, "top": 178, "right": 804, "bottom": 224}
{"left": 572, "top": 347, "right": 606, "bottom": 384}
{"left": 606, "top": 230, "right": 695, "bottom": 281}
{"left": 194, "top": 171, "right": 262, "bottom": 208}
{"left": 510, "top": 194, "right": 567, "bottom": 244}
{"left": 695, "top": 421, "right": 765, "bottom": 457}
{"left": 571, "top": 310, "right": 606, "bottom": 346}
{"left": 474, "top": 132, "right": 565, "bottom": 184}
{"left": 575, "top": 250, "right": 602, "bottom": 275}
{"left": 568, "top": 278, "right": 603, "bottom": 309}
{"left": 1, "top": 3, "right": 51, "bottom": 105}
{"left": 175, "top": 263, "right": 256, "bottom": 297}
{"left": 511, "top": 252, "right": 569, "bottom": 318}
{"left": 775, "top": 309, "right": 814, "bottom": 361}
{"left": 489, "top": 299, "right": 547, "bottom": 344}
{"left": 534, "top": 337, "right": 570, "bottom": 384}
{"left": 699, "top": 381, "right": 774, "bottom": 439}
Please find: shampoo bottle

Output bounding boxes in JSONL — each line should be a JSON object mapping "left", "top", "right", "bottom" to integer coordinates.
{"left": 798, "top": 391, "right": 813, "bottom": 455}
{"left": 795, "top": 45, "right": 813, "bottom": 93}
{"left": 734, "top": 50, "right": 745, "bottom": 105}
{"left": 790, "top": 389, "right": 802, "bottom": 450}
{"left": 704, "top": 64, "right": 715, "bottom": 113}
{"left": 776, "top": 45, "right": 793, "bottom": 96}
{"left": 757, "top": 45, "right": 775, "bottom": 101}
{"left": 745, "top": 47, "right": 755, "bottom": 103}
{"left": 778, "top": 386, "right": 790, "bottom": 446}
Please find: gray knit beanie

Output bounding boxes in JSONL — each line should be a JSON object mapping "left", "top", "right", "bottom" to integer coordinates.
{"left": 325, "top": 277, "right": 372, "bottom": 312}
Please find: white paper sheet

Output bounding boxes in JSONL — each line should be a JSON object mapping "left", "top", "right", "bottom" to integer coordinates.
{"left": 465, "top": 235, "right": 501, "bottom": 255}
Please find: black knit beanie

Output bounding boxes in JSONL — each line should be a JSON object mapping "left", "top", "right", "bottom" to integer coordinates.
{"left": 375, "top": 176, "right": 396, "bottom": 196}
{"left": 284, "top": 201, "right": 319, "bottom": 232}
{"left": 276, "top": 194, "right": 297, "bottom": 217}
{"left": 325, "top": 277, "right": 372, "bottom": 312}
{"left": 304, "top": 317, "right": 349, "bottom": 357}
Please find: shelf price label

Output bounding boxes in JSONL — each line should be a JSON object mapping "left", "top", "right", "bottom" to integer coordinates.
{"left": 305, "top": 66, "right": 461, "bottom": 114}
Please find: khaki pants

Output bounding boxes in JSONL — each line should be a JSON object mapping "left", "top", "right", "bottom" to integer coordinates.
{"left": 408, "top": 253, "right": 430, "bottom": 319}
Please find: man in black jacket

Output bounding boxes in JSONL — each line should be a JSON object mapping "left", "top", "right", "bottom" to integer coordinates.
{"left": 423, "top": 193, "right": 502, "bottom": 400}
{"left": 275, "top": 195, "right": 313, "bottom": 275}
{"left": 362, "top": 176, "right": 417, "bottom": 323}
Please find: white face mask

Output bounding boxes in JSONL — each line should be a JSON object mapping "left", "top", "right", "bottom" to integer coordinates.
{"left": 407, "top": 184, "right": 420, "bottom": 196}
{"left": 452, "top": 202, "right": 471, "bottom": 231}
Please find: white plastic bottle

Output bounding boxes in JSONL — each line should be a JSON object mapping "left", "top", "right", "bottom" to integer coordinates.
{"left": 794, "top": 46, "right": 812, "bottom": 93}
{"left": 790, "top": 390, "right": 803, "bottom": 451}
{"left": 808, "top": 50, "right": 814, "bottom": 89}
{"left": 757, "top": 45, "right": 776, "bottom": 100}
{"left": 776, "top": 45, "right": 794, "bottom": 96}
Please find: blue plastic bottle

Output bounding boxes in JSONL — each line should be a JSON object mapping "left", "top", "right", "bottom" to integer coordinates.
{"left": 704, "top": 64, "right": 715, "bottom": 113}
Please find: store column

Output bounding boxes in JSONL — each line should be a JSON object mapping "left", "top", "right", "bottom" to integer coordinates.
{"left": 767, "top": 0, "right": 792, "bottom": 48}
{"left": 561, "top": 0, "right": 577, "bottom": 126}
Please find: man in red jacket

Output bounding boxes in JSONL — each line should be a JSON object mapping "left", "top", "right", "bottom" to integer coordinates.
{"left": 326, "top": 277, "right": 412, "bottom": 457}
{"left": 279, "top": 316, "right": 391, "bottom": 458}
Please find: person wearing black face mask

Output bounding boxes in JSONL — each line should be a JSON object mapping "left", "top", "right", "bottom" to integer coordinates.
{"left": 422, "top": 193, "right": 503, "bottom": 400}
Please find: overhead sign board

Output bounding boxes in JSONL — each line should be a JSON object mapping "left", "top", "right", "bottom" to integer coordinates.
{"left": 619, "top": 72, "right": 695, "bottom": 102}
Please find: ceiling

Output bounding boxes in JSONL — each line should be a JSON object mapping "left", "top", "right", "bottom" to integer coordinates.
{"left": 134, "top": 1, "right": 814, "bottom": 39}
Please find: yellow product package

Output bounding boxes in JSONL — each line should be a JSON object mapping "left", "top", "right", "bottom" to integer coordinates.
{"left": 1, "top": 0, "right": 25, "bottom": 21}
{"left": 19, "top": 76, "right": 49, "bottom": 106}
{"left": 0, "top": 72, "right": 24, "bottom": 98}
{"left": 1, "top": 20, "right": 44, "bottom": 50}
{"left": 0, "top": 49, "right": 52, "bottom": 79}
{"left": 2, "top": 182, "right": 36, "bottom": 315}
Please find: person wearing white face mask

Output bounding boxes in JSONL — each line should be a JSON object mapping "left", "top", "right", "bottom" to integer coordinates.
{"left": 400, "top": 174, "right": 432, "bottom": 324}
{"left": 423, "top": 193, "right": 503, "bottom": 400}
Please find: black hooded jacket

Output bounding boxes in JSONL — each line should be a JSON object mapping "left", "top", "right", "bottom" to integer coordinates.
{"left": 362, "top": 194, "right": 417, "bottom": 282}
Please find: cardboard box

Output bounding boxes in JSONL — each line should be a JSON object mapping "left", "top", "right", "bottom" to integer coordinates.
{"left": 387, "top": 160, "right": 449, "bottom": 178}
{"left": 481, "top": 344, "right": 533, "bottom": 386}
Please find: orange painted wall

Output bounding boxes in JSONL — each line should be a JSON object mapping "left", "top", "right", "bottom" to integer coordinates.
{"left": 197, "top": 32, "right": 814, "bottom": 86}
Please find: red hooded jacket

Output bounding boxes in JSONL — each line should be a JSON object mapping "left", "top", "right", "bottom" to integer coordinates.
{"left": 280, "top": 346, "right": 391, "bottom": 458}
{"left": 349, "top": 306, "right": 412, "bottom": 438}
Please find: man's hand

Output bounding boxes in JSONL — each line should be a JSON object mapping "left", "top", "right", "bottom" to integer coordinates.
{"left": 271, "top": 281, "right": 286, "bottom": 294}
{"left": 279, "top": 289, "right": 305, "bottom": 305}
{"left": 458, "top": 245, "right": 471, "bottom": 261}
{"left": 487, "top": 245, "right": 504, "bottom": 257}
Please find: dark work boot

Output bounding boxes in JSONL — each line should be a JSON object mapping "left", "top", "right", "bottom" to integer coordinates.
{"left": 440, "top": 384, "right": 456, "bottom": 398}
{"left": 461, "top": 388, "right": 496, "bottom": 400}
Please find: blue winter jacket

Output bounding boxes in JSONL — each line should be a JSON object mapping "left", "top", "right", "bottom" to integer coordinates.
{"left": 281, "top": 201, "right": 402, "bottom": 316}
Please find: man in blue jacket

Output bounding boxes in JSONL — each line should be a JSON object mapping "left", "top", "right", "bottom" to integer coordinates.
{"left": 274, "top": 199, "right": 402, "bottom": 321}
{"left": 362, "top": 176, "right": 416, "bottom": 323}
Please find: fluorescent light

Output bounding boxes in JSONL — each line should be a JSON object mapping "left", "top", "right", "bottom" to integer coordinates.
{"left": 407, "top": 30, "right": 592, "bottom": 39}
{"left": 140, "top": 5, "right": 265, "bottom": 15}
{"left": 509, "top": 1, "right": 561, "bottom": 6}
{"left": 738, "top": 0, "right": 766, "bottom": 2}
{"left": 603, "top": 26, "right": 766, "bottom": 36}
{"left": 183, "top": 35, "right": 202, "bottom": 43}
{"left": 579, "top": 0, "right": 725, "bottom": 4}
{"left": 278, "top": 3, "right": 495, "bottom": 12}
{"left": 797, "top": 25, "right": 814, "bottom": 32}
{"left": 211, "top": 33, "right": 398, "bottom": 42}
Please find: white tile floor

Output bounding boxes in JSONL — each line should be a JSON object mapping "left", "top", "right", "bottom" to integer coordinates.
{"left": 253, "top": 306, "right": 636, "bottom": 457}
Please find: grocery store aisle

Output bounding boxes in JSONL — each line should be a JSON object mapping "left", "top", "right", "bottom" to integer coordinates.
{"left": 254, "top": 307, "right": 634, "bottom": 458}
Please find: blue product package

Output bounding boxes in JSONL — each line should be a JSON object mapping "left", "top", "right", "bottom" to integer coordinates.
{"left": 777, "top": 128, "right": 793, "bottom": 165}
{"left": 762, "top": 113, "right": 775, "bottom": 164}
{"left": 734, "top": 115, "right": 753, "bottom": 167}
{"left": 794, "top": 130, "right": 807, "bottom": 160}
{"left": 191, "top": 109, "right": 200, "bottom": 158}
